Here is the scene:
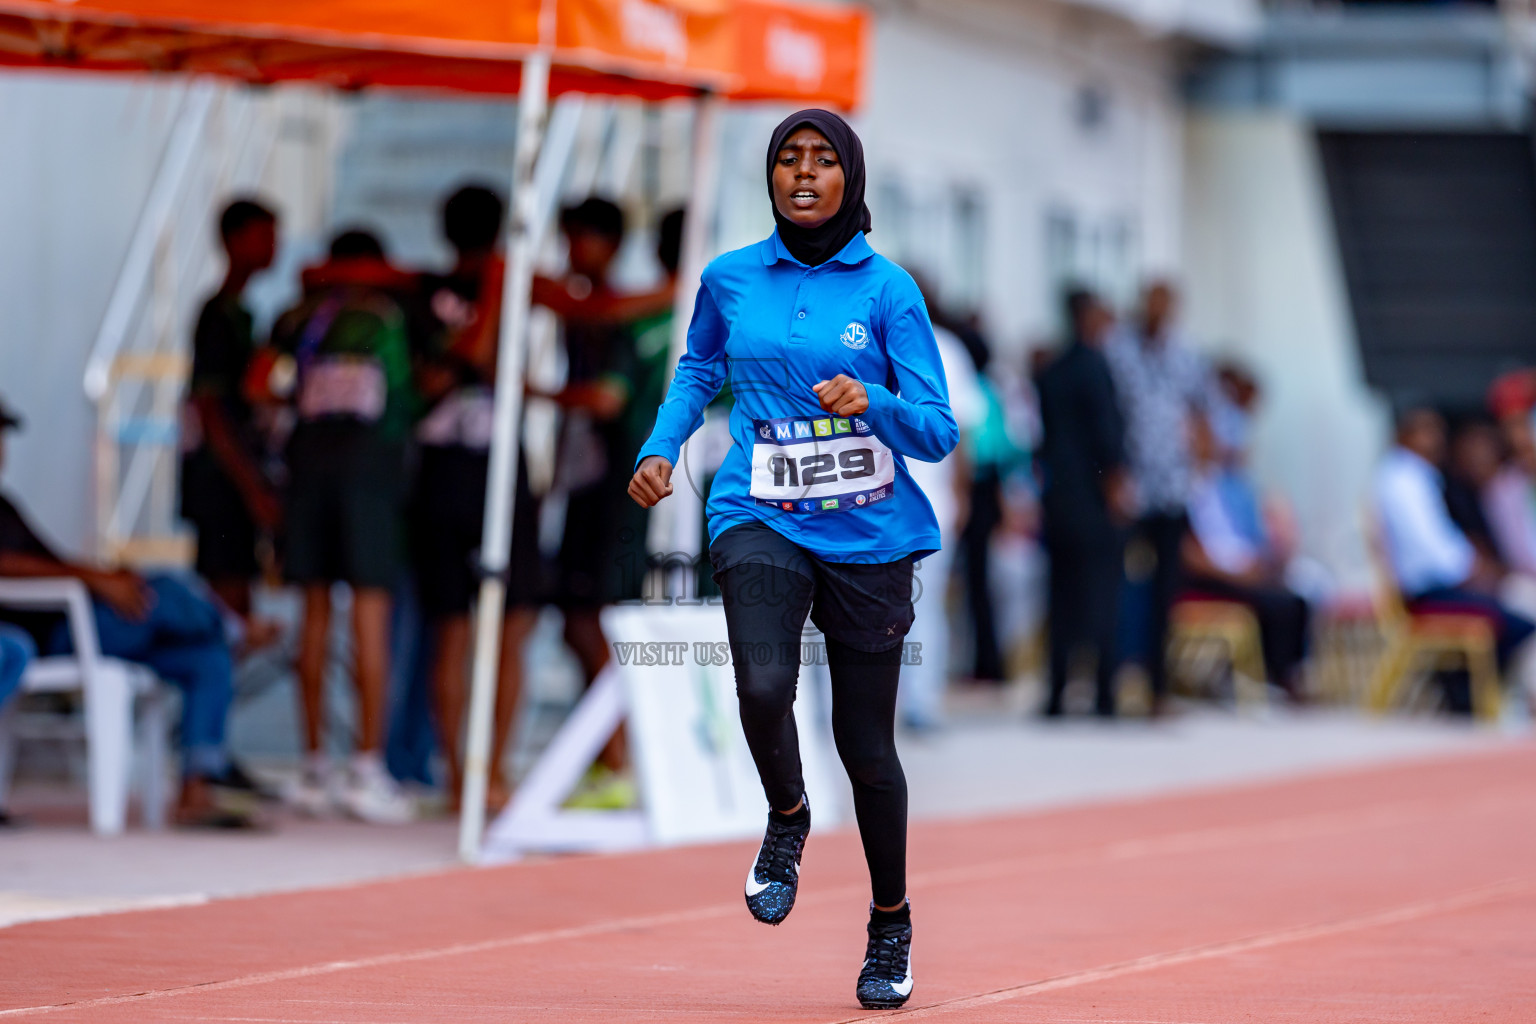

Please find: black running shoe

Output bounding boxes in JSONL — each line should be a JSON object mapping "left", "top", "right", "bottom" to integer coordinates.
{"left": 744, "top": 796, "right": 809, "bottom": 925}
{"left": 857, "top": 904, "right": 914, "bottom": 1009}
{"left": 210, "top": 761, "right": 280, "bottom": 802}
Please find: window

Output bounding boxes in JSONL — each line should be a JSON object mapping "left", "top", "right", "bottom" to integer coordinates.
{"left": 947, "top": 187, "right": 987, "bottom": 314}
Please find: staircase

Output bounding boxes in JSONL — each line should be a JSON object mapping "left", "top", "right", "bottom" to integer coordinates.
{"left": 84, "top": 84, "right": 339, "bottom": 568}
{"left": 1318, "top": 130, "right": 1536, "bottom": 408}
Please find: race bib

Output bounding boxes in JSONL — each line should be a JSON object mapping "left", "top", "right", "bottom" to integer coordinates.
{"left": 749, "top": 414, "right": 895, "bottom": 514}
{"left": 416, "top": 385, "right": 494, "bottom": 449}
{"left": 298, "top": 356, "right": 386, "bottom": 423}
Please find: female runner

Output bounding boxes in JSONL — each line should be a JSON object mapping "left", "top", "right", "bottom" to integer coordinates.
{"left": 628, "top": 109, "right": 956, "bottom": 1009}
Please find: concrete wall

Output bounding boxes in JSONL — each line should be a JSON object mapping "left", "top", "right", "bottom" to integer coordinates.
{"left": 0, "top": 75, "right": 188, "bottom": 556}
{"left": 1181, "top": 111, "right": 1387, "bottom": 589}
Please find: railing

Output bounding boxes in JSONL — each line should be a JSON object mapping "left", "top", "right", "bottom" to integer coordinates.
{"left": 85, "top": 83, "right": 284, "bottom": 566}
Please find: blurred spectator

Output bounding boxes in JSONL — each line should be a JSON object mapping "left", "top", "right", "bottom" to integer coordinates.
{"left": 1487, "top": 368, "right": 1536, "bottom": 423}
{"left": 1443, "top": 418, "right": 1507, "bottom": 567}
{"left": 1209, "top": 363, "right": 1257, "bottom": 463}
{"left": 0, "top": 400, "right": 261, "bottom": 827}
{"left": 1105, "top": 280, "right": 1209, "bottom": 715}
{"left": 531, "top": 198, "right": 672, "bottom": 607}
{"left": 0, "top": 622, "right": 34, "bottom": 826}
{"left": 521, "top": 200, "right": 676, "bottom": 805}
{"left": 901, "top": 279, "right": 987, "bottom": 729}
{"left": 615, "top": 209, "right": 686, "bottom": 598}
{"left": 410, "top": 184, "right": 541, "bottom": 811}
{"left": 259, "top": 230, "right": 416, "bottom": 823}
{"left": 530, "top": 198, "right": 645, "bottom": 804}
{"left": 1036, "top": 288, "right": 1130, "bottom": 717}
{"left": 1181, "top": 414, "right": 1310, "bottom": 698}
{"left": 180, "top": 199, "right": 283, "bottom": 644}
{"left": 951, "top": 321, "right": 1016, "bottom": 683}
{"left": 1484, "top": 414, "right": 1536, "bottom": 577}
{"left": 1373, "top": 407, "right": 1535, "bottom": 712}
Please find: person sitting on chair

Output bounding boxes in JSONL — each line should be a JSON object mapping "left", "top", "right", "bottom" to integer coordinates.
{"left": 0, "top": 620, "right": 34, "bottom": 826}
{"left": 1180, "top": 414, "right": 1310, "bottom": 699}
{"left": 0, "top": 397, "right": 261, "bottom": 828}
{"left": 1373, "top": 406, "right": 1535, "bottom": 714}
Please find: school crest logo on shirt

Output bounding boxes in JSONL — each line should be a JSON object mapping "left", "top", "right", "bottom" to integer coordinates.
{"left": 840, "top": 322, "right": 868, "bottom": 350}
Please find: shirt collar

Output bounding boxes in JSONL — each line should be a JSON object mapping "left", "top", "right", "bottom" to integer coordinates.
{"left": 759, "top": 230, "right": 875, "bottom": 268}
{"left": 1391, "top": 446, "right": 1443, "bottom": 481}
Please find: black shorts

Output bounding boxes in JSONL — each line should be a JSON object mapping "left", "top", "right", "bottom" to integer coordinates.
{"left": 553, "top": 472, "right": 648, "bottom": 608}
{"left": 284, "top": 423, "right": 405, "bottom": 590}
{"left": 411, "top": 444, "right": 543, "bottom": 618}
{"left": 181, "top": 453, "right": 259, "bottom": 582}
{"left": 708, "top": 519, "right": 915, "bottom": 653}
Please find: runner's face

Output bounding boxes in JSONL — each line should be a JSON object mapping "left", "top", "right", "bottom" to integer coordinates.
{"left": 772, "top": 128, "right": 845, "bottom": 231}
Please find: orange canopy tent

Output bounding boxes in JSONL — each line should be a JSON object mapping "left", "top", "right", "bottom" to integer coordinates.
{"left": 0, "top": 0, "right": 865, "bottom": 107}
{"left": 0, "top": 0, "right": 867, "bottom": 857}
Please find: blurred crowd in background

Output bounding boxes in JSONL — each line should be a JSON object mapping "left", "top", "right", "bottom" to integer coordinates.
{"left": 5, "top": 174, "right": 1536, "bottom": 833}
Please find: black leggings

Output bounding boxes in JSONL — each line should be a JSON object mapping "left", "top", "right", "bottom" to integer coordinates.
{"left": 718, "top": 562, "right": 908, "bottom": 908}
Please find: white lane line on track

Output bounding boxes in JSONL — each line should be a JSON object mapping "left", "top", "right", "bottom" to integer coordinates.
{"left": 0, "top": 902, "right": 747, "bottom": 1019}
{"left": 0, "top": 790, "right": 1527, "bottom": 1018}
{"left": 825, "top": 877, "right": 1536, "bottom": 1023}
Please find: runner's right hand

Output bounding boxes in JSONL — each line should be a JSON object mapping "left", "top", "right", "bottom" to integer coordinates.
{"left": 629, "top": 456, "right": 674, "bottom": 508}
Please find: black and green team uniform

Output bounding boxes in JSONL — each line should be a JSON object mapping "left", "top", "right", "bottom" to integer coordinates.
{"left": 272, "top": 284, "right": 414, "bottom": 590}
{"left": 409, "top": 269, "right": 544, "bottom": 616}
{"left": 551, "top": 312, "right": 642, "bottom": 606}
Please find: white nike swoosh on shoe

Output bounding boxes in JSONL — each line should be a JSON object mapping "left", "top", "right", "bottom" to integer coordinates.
{"left": 745, "top": 861, "right": 771, "bottom": 897}
{"left": 889, "top": 973, "right": 914, "bottom": 998}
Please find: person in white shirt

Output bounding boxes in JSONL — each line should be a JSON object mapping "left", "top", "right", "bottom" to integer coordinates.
{"left": 1482, "top": 415, "right": 1536, "bottom": 577}
{"left": 1373, "top": 407, "right": 1534, "bottom": 713}
{"left": 899, "top": 318, "right": 986, "bottom": 730}
{"left": 1181, "top": 415, "right": 1309, "bottom": 697}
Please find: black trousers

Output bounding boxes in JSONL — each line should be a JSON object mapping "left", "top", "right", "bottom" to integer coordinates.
{"left": 1184, "top": 574, "right": 1310, "bottom": 694}
{"left": 715, "top": 557, "right": 910, "bottom": 909}
{"left": 1045, "top": 529, "right": 1124, "bottom": 715}
{"left": 960, "top": 471, "right": 1005, "bottom": 681}
{"left": 1133, "top": 512, "right": 1187, "bottom": 699}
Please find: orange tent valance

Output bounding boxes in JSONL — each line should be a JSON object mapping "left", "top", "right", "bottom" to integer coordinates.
{"left": 0, "top": 0, "right": 865, "bottom": 107}
{"left": 728, "top": 0, "right": 863, "bottom": 109}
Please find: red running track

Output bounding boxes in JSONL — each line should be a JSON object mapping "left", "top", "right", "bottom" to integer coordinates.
{"left": 2, "top": 745, "right": 1534, "bottom": 1022}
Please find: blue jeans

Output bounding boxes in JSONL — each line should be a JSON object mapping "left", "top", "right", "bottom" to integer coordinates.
{"left": 385, "top": 574, "right": 437, "bottom": 786}
{"left": 0, "top": 623, "right": 34, "bottom": 710}
{"left": 49, "top": 575, "right": 232, "bottom": 779}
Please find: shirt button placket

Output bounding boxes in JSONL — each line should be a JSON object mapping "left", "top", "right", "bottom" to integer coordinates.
{"left": 792, "top": 273, "right": 810, "bottom": 342}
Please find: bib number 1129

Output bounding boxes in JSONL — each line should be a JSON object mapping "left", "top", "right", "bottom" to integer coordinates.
{"left": 749, "top": 414, "right": 896, "bottom": 513}
{"left": 769, "top": 449, "right": 876, "bottom": 487}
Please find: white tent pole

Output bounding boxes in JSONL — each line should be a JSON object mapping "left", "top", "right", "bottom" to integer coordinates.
{"left": 459, "top": 51, "right": 553, "bottom": 863}
{"left": 663, "top": 93, "right": 723, "bottom": 592}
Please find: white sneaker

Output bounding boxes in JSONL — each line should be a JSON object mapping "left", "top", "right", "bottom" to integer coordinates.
{"left": 340, "top": 757, "right": 416, "bottom": 825}
{"left": 283, "top": 763, "right": 338, "bottom": 818}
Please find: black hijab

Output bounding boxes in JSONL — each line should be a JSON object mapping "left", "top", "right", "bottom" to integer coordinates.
{"left": 766, "top": 108, "right": 871, "bottom": 267}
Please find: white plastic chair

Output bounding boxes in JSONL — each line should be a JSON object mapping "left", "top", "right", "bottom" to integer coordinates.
{"left": 0, "top": 578, "right": 171, "bottom": 834}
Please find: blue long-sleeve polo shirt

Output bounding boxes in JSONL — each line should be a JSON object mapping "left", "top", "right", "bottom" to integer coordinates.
{"left": 637, "top": 230, "right": 958, "bottom": 564}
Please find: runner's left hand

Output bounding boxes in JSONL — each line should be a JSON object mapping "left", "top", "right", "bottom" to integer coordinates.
{"left": 812, "top": 375, "right": 868, "bottom": 416}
